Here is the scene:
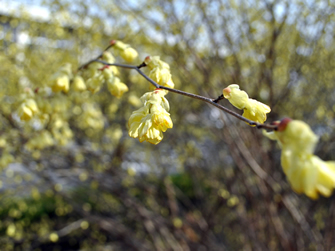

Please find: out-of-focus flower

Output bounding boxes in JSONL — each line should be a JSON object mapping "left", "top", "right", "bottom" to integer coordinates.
{"left": 86, "top": 72, "right": 104, "bottom": 94}
{"left": 78, "top": 103, "right": 105, "bottom": 131}
{"left": 273, "top": 119, "right": 319, "bottom": 153}
{"left": 264, "top": 118, "right": 335, "bottom": 199}
{"left": 223, "top": 84, "right": 270, "bottom": 124}
{"left": 120, "top": 47, "right": 138, "bottom": 63}
{"left": 101, "top": 51, "right": 119, "bottom": 75}
{"left": 25, "top": 131, "right": 54, "bottom": 150}
{"left": 50, "top": 64, "right": 72, "bottom": 93}
{"left": 17, "top": 99, "right": 39, "bottom": 121}
{"left": 128, "top": 89, "right": 173, "bottom": 145}
{"left": 72, "top": 75, "right": 86, "bottom": 92}
{"left": 51, "top": 118, "right": 73, "bottom": 146}
{"left": 281, "top": 150, "right": 335, "bottom": 200}
{"left": 51, "top": 75, "right": 70, "bottom": 93}
{"left": 144, "top": 56, "right": 175, "bottom": 90}
{"left": 107, "top": 77, "right": 129, "bottom": 98}
{"left": 113, "top": 40, "right": 138, "bottom": 63}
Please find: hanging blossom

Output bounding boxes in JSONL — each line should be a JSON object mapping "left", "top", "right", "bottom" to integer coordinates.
{"left": 144, "top": 56, "right": 175, "bottom": 90}
{"left": 263, "top": 118, "right": 335, "bottom": 199}
{"left": 112, "top": 40, "right": 138, "bottom": 63}
{"left": 100, "top": 66, "right": 129, "bottom": 98}
{"left": 223, "top": 84, "right": 271, "bottom": 124}
{"left": 128, "top": 89, "right": 173, "bottom": 145}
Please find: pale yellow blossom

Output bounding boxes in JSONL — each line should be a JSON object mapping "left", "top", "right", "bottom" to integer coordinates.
{"left": 128, "top": 89, "right": 173, "bottom": 145}
{"left": 101, "top": 51, "right": 119, "bottom": 75}
{"left": 72, "top": 75, "right": 86, "bottom": 92}
{"left": 113, "top": 40, "right": 138, "bottom": 63}
{"left": 51, "top": 75, "right": 70, "bottom": 93}
{"left": 107, "top": 77, "right": 129, "bottom": 98}
{"left": 275, "top": 119, "right": 318, "bottom": 154}
{"left": 50, "top": 64, "right": 72, "bottom": 93}
{"left": 120, "top": 47, "right": 138, "bottom": 63}
{"left": 281, "top": 150, "right": 335, "bottom": 199}
{"left": 86, "top": 72, "right": 104, "bottom": 94}
{"left": 243, "top": 99, "right": 271, "bottom": 124}
{"left": 17, "top": 99, "right": 39, "bottom": 121}
{"left": 264, "top": 119, "right": 335, "bottom": 199}
{"left": 144, "top": 56, "right": 175, "bottom": 90}
{"left": 223, "top": 84, "right": 270, "bottom": 124}
{"left": 223, "top": 84, "right": 249, "bottom": 110}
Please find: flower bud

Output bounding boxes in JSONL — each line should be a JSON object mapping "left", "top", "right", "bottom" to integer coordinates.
{"left": 120, "top": 47, "right": 138, "bottom": 63}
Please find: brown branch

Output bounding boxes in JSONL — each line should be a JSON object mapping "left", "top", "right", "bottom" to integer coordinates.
{"left": 91, "top": 59, "right": 277, "bottom": 131}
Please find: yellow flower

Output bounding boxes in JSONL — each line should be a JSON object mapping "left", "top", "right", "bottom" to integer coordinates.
{"left": 128, "top": 89, "right": 173, "bottom": 145}
{"left": 144, "top": 56, "right": 175, "bottom": 90}
{"left": 50, "top": 64, "right": 72, "bottom": 93}
{"left": 148, "top": 67, "right": 175, "bottom": 89}
{"left": 113, "top": 40, "right": 138, "bottom": 63}
{"left": 276, "top": 119, "right": 318, "bottom": 153}
{"left": 120, "top": 47, "right": 138, "bottom": 63}
{"left": 243, "top": 98, "right": 271, "bottom": 124}
{"left": 101, "top": 51, "right": 119, "bottom": 75}
{"left": 144, "top": 56, "right": 170, "bottom": 70}
{"left": 51, "top": 75, "right": 70, "bottom": 93}
{"left": 281, "top": 150, "right": 335, "bottom": 199}
{"left": 107, "top": 77, "right": 129, "bottom": 98}
{"left": 17, "top": 99, "right": 39, "bottom": 121}
{"left": 86, "top": 72, "right": 104, "bottom": 94}
{"left": 223, "top": 84, "right": 270, "bottom": 124}
{"left": 223, "top": 84, "right": 249, "bottom": 110}
{"left": 72, "top": 75, "right": 86, "bottom": 92}
{"left": 264, "top": 118, "right": 335, "bottom": 199}
{"left": 114, "top": 40, "right": 128, "bottom": 50}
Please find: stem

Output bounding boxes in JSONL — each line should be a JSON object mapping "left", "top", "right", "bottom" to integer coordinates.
{"left": 84, "top": 59, "right": 277, "bottom": 131}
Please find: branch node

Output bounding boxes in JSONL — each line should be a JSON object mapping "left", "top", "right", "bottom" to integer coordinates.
{"left": 213, "top": 94, "right": 224, "bottom": 103}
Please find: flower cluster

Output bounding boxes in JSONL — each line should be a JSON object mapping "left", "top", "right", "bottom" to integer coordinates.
{"left": 144, "top": 56, "right": 175, "bottom": 90}
{"left": 128, "top": 89, "right": 173, "bottom": 145}
{"left": 223, "top": 84, "right": 271, "bottom": 124}
{"left": 264, "top": 118, "right": 335, "bottom": 199}
{"left": 83, "top": 52, "right": 127, "bottom": 97}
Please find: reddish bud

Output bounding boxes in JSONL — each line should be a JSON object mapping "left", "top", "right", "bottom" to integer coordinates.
{"left": 154, "top": 88, "right": 162, "bottom": 93}
{"left": 110, "top": 40, "right": 116, "bottom": 45}
{"left": 277, "top": 117, "right": 292, "bottom": 132}
{"left": 99, "top": 65, "right": 110, "bottom": 71}
{"left": 34, "top": 87, "right": 40, "bottom": 93}
{"left": 222, "top": 87, "right": 231, "bottom": 97}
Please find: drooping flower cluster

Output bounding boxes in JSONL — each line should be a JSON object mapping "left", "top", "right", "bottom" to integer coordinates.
{"left": 223, "top": 84, "right": 271, "bottom": 124}
{"left": 144, "top": 56, "right": 175, "bottom": 90}
{"left": 84, "top": 52, "right": 128, "bottom": 97}
{"left": 264, "top": 118, "right": 335, "bottom": 199}
{"left": 128, "top": 89, "right": 173, "bottom": 145}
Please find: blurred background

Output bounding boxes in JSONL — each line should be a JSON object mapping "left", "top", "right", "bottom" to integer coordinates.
{"left": 1, "top": 0, "right": 335, "bottom": 250}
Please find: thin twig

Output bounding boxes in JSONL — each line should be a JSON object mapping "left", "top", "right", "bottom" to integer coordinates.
{"left": 92, "top": 59, "right": 277, "bottom": 131}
